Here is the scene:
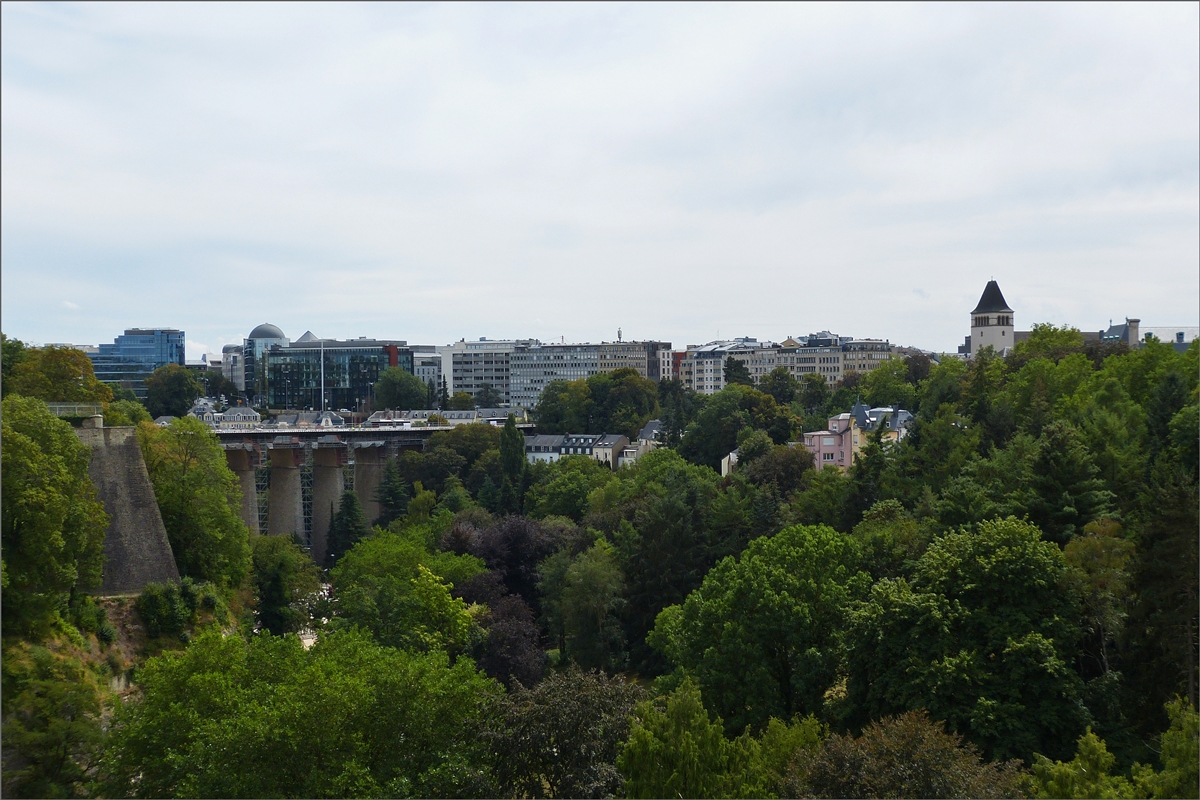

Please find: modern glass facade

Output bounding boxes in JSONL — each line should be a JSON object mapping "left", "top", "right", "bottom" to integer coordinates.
{"left": 88, "top": 328, "right": 185, "bottom": 399}
{"left": 266, "top": 340, "right": 412, "bottom": 411}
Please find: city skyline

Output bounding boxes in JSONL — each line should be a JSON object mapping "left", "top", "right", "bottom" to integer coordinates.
{"left": 3, "top": 4, "right": 1197, "bottom": 358}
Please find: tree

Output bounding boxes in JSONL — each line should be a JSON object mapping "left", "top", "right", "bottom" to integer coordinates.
{"left": 679, "top": 383, "right": 796, "bottom": 469}
{"left": 8, "top": 346, "right": 113, "bottom": 404}
{"left": 328, "top": 528, "right": 485, "bottom": 654}
{"left": 103, "top": 398, "right": 151, "bottom": 427}
{"left": 97, "top": 629, "right": 499, "bottom": 799}
{"left": 428, "top": 423, "right": 501, "bottom": 473}
{"left": 846, "top": 517, "right": 1090, "bottom": 762}
{"left": 799, "top": 373, "right": 830, "bottom": 415}
{"left": 1031, "top": 728, "right": 1139, "bottom": 799}
{"left": 374, "top": 366, "right": 429, "bottom": 410}
{"left": 859, "top": 356, "right": 916, "bottom": 409}
{"left": 1062, "top": 519, "right": 1135, "bottom": 675}
{"left": 138, "top": 417, "right": 250, "bottom": 588}
{"left": 1, "top": 396, "right": 108, "bottom": 637}
{"left": 439, "top": 376, "right": 450, "bottom": 409}
{"left": 374, "top": 458, "right": 411, "bottom": 527}
{"left": 787, "top": 710, "right": 1027, "bottom": 799}
{"left": 453, "top": 572, "right": 545, "bottom": 689}
{"left": 325, "top": 490, "right": 370, "bottom": 565}
{"left": 724, "top": 356, "right": 753, "bottom": 387}
{"left": 486, "top": 666, "right": 645, "bottom": 799}
{"left": 619, "top": 677, "right": 769, "bottom": 800}
{"left": 251, "top": 535, "right": 320, "bottom": 635}
{"left": 448, "top": 391, "right": 475, "bottom": 410}
{"left": 560, "top": 539, "right": 627, "bottom": 671}
{"left": 499, "top": 413, "right": 526, "bottom": 512}
{"left": 144, "top": 363, "right": 201, "bottom": 419}
{"left": 475, "top": 382, "right": 503, "bottom": 408}
{"left": 1, "top": 332, "right": 29, "bottom": 397}
{"left": 760, "top": 366, "right": 800, "bottom": 404}
{"left": 586, "top": 368, "right": 660, "bottom": 439}
{"left": 1, "top": 644, "right": 104, "bottom": 799}
{"left": 652, "top": 524, "right": 870, "bottom": 733}
{"left": 1024, "top": 420, "right": 1113, "bottom": 543}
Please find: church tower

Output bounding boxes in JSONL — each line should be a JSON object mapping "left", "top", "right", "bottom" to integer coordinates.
{"left": 970, "top": 280, "right": 1014, "bottom": 355}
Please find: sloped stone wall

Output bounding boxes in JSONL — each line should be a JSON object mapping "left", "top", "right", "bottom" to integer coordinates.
{"left": 75, "top": 426, "right": 179, "bottom": 595}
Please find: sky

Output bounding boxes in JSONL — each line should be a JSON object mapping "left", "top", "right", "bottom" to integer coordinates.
{"left": 2, "top": 2, "right": 1197, "bottom": 360}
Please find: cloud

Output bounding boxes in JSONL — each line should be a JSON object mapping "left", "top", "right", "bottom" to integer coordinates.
{"left": 186, "top": 340, "right": 211, "bottom": 361}
{"left": 2, "top": 4, "right": 1197, "bottom": 353}
{"left": 62, "top": 300, "right": 80, "bottom": 310}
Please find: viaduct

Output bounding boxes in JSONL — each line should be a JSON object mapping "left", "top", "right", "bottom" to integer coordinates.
{"left": 217, "top": 423, "right": 534, "bottom": 565}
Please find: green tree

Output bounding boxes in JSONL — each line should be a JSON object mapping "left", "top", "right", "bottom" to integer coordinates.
{"left": 788, "top": 710, "right": 1027, "bottom": 799}
{"left": 1031, "top": 728, "right": 1138, "bottom": 799}
{"left": 1, "top": 332, "right": 29, "bottom": 397}
{"left": 97, "top": 629, "right": 499, "bottom": 799}
{"left": 448, "top": 391, "right": 475, "bottom": 410}
{"left": 486, "top": 665, "right": 645, "bottom": 799}
{"left": 561, "top": 538, "right": 627, "bottom": 671}
{"left": 325, "top": 490, "right": 370, "bottom": 565}
{"left": 846, "top": 517, "right": 1089, "bottom": 762}
{"left": 428, "top": 423, "right": 501, "bottom": 473}
{"left": 144, "top": 363, "right": 202, "bottom": 418}
{"left": 1062, "top": 519, "right": 1135, "bottom": 676}
{"left": 439, "top": 376, "right": 450, "bottom": 409}
{"left": 373, "top": 458, "right": 411, "bottom": 528}
{"left": 329, "top": 529, "right": 484, "bottom": 653}
{"left": 799, "top": 373, "right": 830, "bottom": 415}
{"left": 619, "top": 677, "right": 769, "bottom": 799}
{"left": 103, "top": 398, "right": 151, "bottom": 427}
{"left": 653, "top": 524, "right": 870, "bottom": 733}
{"left": 1, "top": 644, "right": 104, "bottom": 799}
{"left": 859, "top": 357, "right": 917, "bottom": 409}
{"left": 499, "top": 413, "right": 526, "bottom": 512}
{"left": 760, "top": 366, "right": 800, "bottom": 404}
{"left": 587, "top": 368, "right": 660, "bottom": 439}
{"left": 251, "top": 535, "right": 321, "bottom": 635}
{"left": 2, "top": 396, "right": 108, "bottom": 636}
{"left": 724, "top": 356, "right": 753, "bottom": 387}
{"left": 524, "top": 455, "right": 615, "bottom": 521}
{"left": 679, "top": 383, "right": 796, "bottom": 470}
{"left": 8, "top": 346, "right": 114, "bottom": 404}
{"left": 138, "top": 417, "right": 250, "bottom": 588}
{"left": 1008, "top": 322, "right": 1086, "bottom": 369}
{"left": 374, "top": 366, "right": 429, "bottom": 410}
{"left": 475, "top": 382, "right": 503, "bottom": 408}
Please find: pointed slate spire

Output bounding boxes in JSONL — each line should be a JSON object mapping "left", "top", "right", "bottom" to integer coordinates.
{"left": 971, "top": 281, "right": 1013, "bottom": 314}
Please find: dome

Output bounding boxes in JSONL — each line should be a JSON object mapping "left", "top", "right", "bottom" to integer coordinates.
{"left": 222, "top": 343, "right": 242, "bottom": 353}
{"left": 248, "top": 323, "right": 286, "bottom": 340}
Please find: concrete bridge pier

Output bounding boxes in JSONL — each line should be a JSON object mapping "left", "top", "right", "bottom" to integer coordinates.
{"left": 354, "top": 445, "right": 385, "bottom": 527}
{"left": 267, "top": 448, "right": 304, "bottom": 540}
{"left": 311, "top": 447, "right": 345, "bottom": 566}
{"left": 225, "top": 448, "right": 260, "bottom": 536}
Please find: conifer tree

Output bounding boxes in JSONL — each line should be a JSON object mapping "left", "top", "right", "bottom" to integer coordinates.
{"left": 326, "top": 490, "right": 370, "bottom": 565}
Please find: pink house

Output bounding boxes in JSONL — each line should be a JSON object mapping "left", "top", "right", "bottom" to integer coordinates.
{"left": 802, "top": 412, "right": 865, "bottom": 471}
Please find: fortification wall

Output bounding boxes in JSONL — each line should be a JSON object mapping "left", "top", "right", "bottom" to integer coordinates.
{"left": 75, "top": 426, "right": 180, "bottom": 594}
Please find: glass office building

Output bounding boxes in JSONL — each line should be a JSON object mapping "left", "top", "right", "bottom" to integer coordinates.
{"left": 266, "top": 335, "right": 413, "bottom": 411}
{"left": 88, "top": 328, "right": 186, "bottom": 399}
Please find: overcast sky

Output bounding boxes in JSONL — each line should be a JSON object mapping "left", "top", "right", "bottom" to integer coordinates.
{"left": 3, "top": 2, "right": 1197, "bottom": 359}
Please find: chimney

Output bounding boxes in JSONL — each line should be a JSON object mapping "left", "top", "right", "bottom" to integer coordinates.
{"left": 1126, "top": 318, "right": 1140, "bottom": 347}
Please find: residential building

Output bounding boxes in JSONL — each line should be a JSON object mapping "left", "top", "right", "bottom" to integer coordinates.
{"left": 597, "top": 340, "right": 672, "bottom": 380}
{"left": 1142, "top": 326, "right": 1199, "bottom": 353}
{"left": 800, "top": 399, "right": 914, "bottom": 471}
{"left": 265, "top": 331, "right": 412, "bottom": 411}
{"left": 88, "top": 328, "right": 186, "bottom": 399}
{"left": 841, "top": 339, "right": 894, "bottom": 377}
{"left": 524, "top": 434, "right": 566, "bottom": 463}
{"left": 592, "top": 434, "right": 630, "bottom": 469}
{"left": 678, "top": 338, "right": 775, "bottom": 395}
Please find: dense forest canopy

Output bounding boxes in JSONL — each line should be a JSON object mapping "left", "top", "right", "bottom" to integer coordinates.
{"left": 1, "top": 328, "right": 1197, "bottom": 798}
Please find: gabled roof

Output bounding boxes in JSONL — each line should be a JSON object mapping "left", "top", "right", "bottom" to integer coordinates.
{"left": 295, "top": 330, "right": 321, "bottom": 343}
{"left": 971, "top": 281, "right": 1014, "bottom": 314}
